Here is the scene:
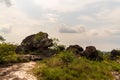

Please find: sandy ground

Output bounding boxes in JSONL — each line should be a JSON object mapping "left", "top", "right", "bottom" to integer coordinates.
{"left": 0, "top": 62, "right": 37, "bottom": 80}
{"left": 112, "top": 71, "right": 120, "bottom": 80}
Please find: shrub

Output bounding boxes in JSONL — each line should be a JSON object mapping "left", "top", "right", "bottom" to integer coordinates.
{"left": 34, "top": 51, "right": 114, "bottom": 80}
{"left": 57, "top": 51, "right": 75, "bottom": 66}
{"left": 107, "top": 60, "right": 120, "bottom": 73}
{"left": 0, "top": 43, "right": 17, "bottom": 63}
{"left": 97, "top": 50, "right": 103, "bottom": 57}
{"left": 45, "top": 51, "right": 75, "bottom": 67}
{"left": 0, "top": 36, "right": 5, "bottom": 42}
{"left": 35, "top": 32, "right": 47, "bottom": 41}
{"left": 55, "top": 45, "right": 65, "bottom": 52}
{"left": 50, "top": 38, "right": 65, "bottom": 52}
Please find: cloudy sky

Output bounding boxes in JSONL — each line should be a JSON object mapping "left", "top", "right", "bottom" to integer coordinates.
{"left": 0, "top": 0, "right": 120, "bottom": 51}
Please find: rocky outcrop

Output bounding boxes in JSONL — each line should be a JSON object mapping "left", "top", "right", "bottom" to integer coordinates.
{"left": 83, "top": 46, "right": 103, "bottom": 60}
{"left": 18, "top": 55, "right": 42, "bottom": 62}
{"left": 16, "top": 32, "right": 54, "bottom": 56}
{"left": 110, "top": 50, "right": 120, "bottom": 60}
{"left": 66, "top": 45, "right": 84, "bottom": 56}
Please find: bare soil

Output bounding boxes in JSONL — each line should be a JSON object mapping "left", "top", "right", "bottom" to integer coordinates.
{"left": 0, "top": 62, "right": 37, "bottom": 80}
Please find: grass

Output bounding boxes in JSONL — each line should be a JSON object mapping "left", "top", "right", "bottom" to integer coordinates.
{"left": 33, "top": 51, "right": 120, "bottom": 80}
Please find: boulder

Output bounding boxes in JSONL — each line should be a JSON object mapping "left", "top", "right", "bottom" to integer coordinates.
{"left": 18, "top": 55, "right": 42, "bottom": 62}
{"left": 66, "top": 45, "right": 84, "bottom": 55}
{"left": 83, "top": 46, "right": 99, "bottom": 60}
{"left": 110, "top": 49, "right": 120, "bottom": 60}
{"left": 16, "top": 32, "right": 54, "bottom": 56}
{"left": 30, "top": 55, "right": 42, "bottom": 61}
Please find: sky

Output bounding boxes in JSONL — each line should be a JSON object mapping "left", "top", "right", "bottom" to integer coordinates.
{"left": 0, "top": 0, "right": 120, "bottom": 51}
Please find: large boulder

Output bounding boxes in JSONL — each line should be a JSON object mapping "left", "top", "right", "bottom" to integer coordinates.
{"left": 66, "top": 45, "right": 84, "bottom": 56}
{"left": 110, "top": 49, "right": 120, "bottom": 60}
{"left": 83, "top": 46, "right": 100, "bottom": 60}
{"left": 16, "top": 32, "right": 54, "bottom": 55}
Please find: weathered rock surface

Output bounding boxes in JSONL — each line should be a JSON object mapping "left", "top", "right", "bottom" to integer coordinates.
{"left": 16, "top": 32, "right": 54, "bottom": 56}
{"left": 66, "top": 45, "right": 84, "bottom": 55}
{"left": 18, "top": 55, "right": 42, "bottom": 62}
{"left": 110, "top": 50, "right": 120, "bottom": 60}
{"left": 83, "top": 46, "right": 102, "bottom": 60}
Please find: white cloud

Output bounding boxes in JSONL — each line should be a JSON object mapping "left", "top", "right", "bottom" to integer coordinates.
{"left": 59, "top": 24, "right": 85, "bottom": 33}
{"left": 86, "top": 26, "right": 120, "bottom": 38}
{"left": 0, "top": 24, "right": 12, "bottom": 33}
{"left": 44, "top": 13, "right": 59, "bottom": 23}
{"left": 95, "top": 8, "right": 120, "bottom": 23}
{"left": 0, "top": 1, "right": 45, "bottom": 43}
{"left": 0, "top": 0, "right": 12, "bottom": 7}
{"left": 0, "top": 0, "right": 120, "bottom": 50}
{"left": 33, "top": 0, "right": 102, "bottom": 13}
{"left": 78, "top": 16, "right": 94, "bottom": 22}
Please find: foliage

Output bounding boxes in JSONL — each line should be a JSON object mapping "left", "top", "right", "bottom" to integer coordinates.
{"left": 102, "top": 52, "right": 111, "bottom": 60}
{"left": 0, "top": 43, "right": 18, "bottom": 63}
{"left": 97, "top": 50, "right": 103, "bottom": 57}
{"left": 0, "top": 36, "right": 5, "bottom": 42}
{"left": 57, "top": 51, "right": 75, "bottom": 66}
{"left": 106, "top": 60, "right": 120, "bottom": 73}
{"left": 50, "top": 38, "right": 59, "bottom": 49}
{"left": 54, "top": 45, "right": 65, "bottom": 52}
{"left": 50, "top": 38, "right": 65, "bottom": 52}
{"left": 33, "top": 51, "right": 117, "bottom": 80}
{"left": 34, "top": 32, "right": 46, "bottom": 41}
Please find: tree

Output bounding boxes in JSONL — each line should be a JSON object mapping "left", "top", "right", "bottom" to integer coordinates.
{"left": 51, "top": 38, "right": 65, "bottom": 52}
{"left": 0, "top": 36, "right": 5, "bottom": 42}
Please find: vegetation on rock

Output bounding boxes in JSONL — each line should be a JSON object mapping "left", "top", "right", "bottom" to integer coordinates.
{"left": 16, "top": 32, "right": 54, "bottom": 56}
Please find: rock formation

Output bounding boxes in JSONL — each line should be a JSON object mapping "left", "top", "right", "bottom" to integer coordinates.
{"left": 83, "top": 46, "right": 103, "bottom": 60}
{"left": 66, "top": 45, "right": 84, "bottom": 56}
{"left": 16, "top": 32, "right": 54, "bottom": 57}
{"left": 110, "top": 49, "right": 120, "bottom": 60}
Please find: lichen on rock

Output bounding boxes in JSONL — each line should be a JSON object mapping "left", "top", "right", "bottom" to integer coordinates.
{"left": 16, "top": 32, "right": 54, "bottom": 57}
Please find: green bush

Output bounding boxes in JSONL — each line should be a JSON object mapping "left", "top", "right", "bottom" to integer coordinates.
{"left": 0, "top": 43, "right": 17, "bottom": 63}
{"left": 50, "top": 38, "right": 65, "bottom": 52}
{"left": 0, "top": 36, "right": 5, "bottom": 42}
{"left": 45, "top": 51, "right": 75, "bottom": 67}
{"left": 54, "top": 45, "right": 65, "bottom": 52}
{"left": 34, "top": 51, "right": 115, "bottom": 80}
{"left": 57, "top": 51, "right": 75, "bottom": 66}
{"left": 97, "top": 50, "right": 103, "bottom": 57}
{"left": 34, "top": 32, "right": 46, "bottom": 41}
{"left": 106, "top": 60, "right": 120, "bottom": 73}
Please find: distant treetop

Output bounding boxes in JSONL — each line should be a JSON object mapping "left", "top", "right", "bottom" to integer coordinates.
{"left": 0, "top": 36, "right": 5, "bottom": 42}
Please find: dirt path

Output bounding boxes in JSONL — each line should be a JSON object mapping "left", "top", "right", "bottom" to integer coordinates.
{"left": 112, "top": 71, "right": 120, "bottom": 80}
{"left": 1, "top": 60, "right": 120, "bottom": 80}
{"left": 0, "top": 62, "right": 37, "bottom": 80}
